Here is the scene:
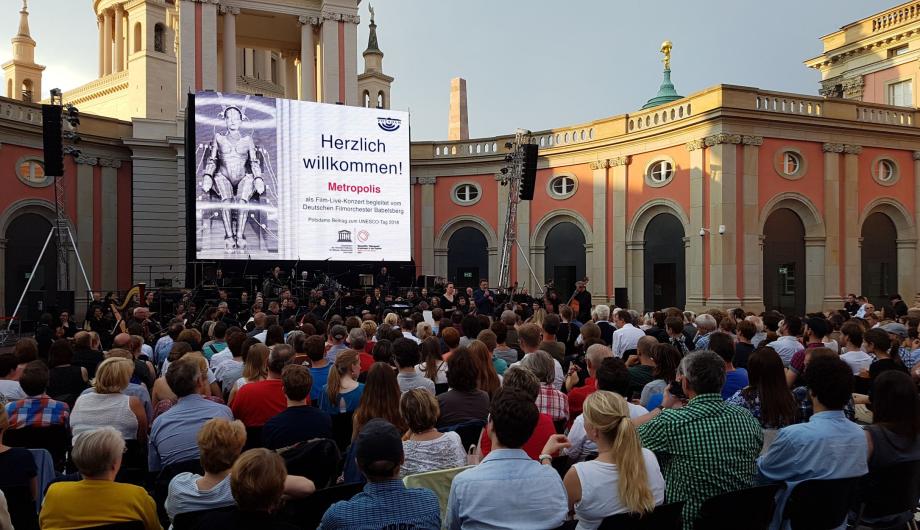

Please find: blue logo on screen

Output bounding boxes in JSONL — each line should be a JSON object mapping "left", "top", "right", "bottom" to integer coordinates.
{"left": 377, "top": 117, "right": 401, "bottom": 132}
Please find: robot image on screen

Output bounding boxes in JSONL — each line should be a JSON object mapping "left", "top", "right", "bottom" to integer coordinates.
{"left": 194, "top": 93, "right": 279, "bottom": 257}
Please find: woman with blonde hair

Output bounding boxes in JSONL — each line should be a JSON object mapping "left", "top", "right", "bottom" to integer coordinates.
{"left": 415, "top": 321, "right": 433, "bottom": 342}
{"left": 71, "top": 357, "right": 147, "bottom": 442}
{"left": 227, "top": 343, "right": 269, "bottom": 406}
{"left": 318, "top": 350, "right": 364, "bottom": 415}
{"left": 561, "top": 390, "right": 665, "bottom": 529}
{"left": 383, "top": 313, "right": 399, "bottom": 328}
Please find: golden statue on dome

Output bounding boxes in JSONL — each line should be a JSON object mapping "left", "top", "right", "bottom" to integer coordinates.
{"left": 660, "top": 40, "right": 673, "bottom": 70}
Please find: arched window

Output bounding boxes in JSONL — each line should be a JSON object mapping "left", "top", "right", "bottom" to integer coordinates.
{"left": 133, "top": 22, "right": 142, "bottom": 52}
{"left": 363, "top": 90, "right": 370, "bottom": 108}
{"left": 154, "top": 23, "right": 165, "bottom": 53}
{"left": 377, "top": 91, "right": 385, "bottom": 109}
{"left": 20, "top": 79, "right": 33, "bottom": 102}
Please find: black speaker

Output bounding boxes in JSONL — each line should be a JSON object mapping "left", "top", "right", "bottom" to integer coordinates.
{"left": 518, "top": 143, "right": 538, "bottom": 200}
{"left": 614, "top": 287, "right": 629, "bottom": 309}
{"left": 42, "top": 104, "right": 64, "bottom": 176}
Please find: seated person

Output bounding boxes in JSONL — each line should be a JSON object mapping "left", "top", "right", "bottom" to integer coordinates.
{"left": 446, "top": 387, "right": 568, "bottom": 529}
{"left": 0, "top": 407, "right": 37, "bottom": 530}
{"left": 149, "top": 356, "right": 233, "bottom": 472}
{"left": 563, "top": 391, "right": 665, "bottom": 529}
{"left": 262, "top": 365, "right": 333, "bottom": 450}
{"left": 4, "top": 360, "right": 70, "bottom": 430}
{"left": 199, "top": 448, "right": 312, "bottom": 530}
{"left": 231, "top": 347, "right": 292, "bottom": 428}
{"left": 71, "top": 357, "right": 147, "bottom": 442}
{"left": 758, "top": 356, "right": 868, "bottom": 529}
{"left": 39, "top": 427, "right": 159, "bottom": 529}
{"left": 478, "top": 367, "right": 557, "bottom": 460}
{"left": 319, "top": 419, "right": 441, "bottom": 529}
{"left": 399, "top": 389, "right": 466, "bottom": 477}
{"left": 436, "top": 348, "right": 490, "bottom": 428}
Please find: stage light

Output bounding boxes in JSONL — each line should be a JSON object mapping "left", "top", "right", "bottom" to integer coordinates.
{"left": 500, "top": 167, "right": 508, "bottom": 174}
{"left": 504, "top": 142, "right": 513, "bottom": 149}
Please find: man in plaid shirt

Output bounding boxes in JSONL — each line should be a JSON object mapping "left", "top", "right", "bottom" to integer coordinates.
{"left": 4, "top": 361, "right": 70, "bottom": 430}
{"left": 637, "top": 350, "right": 762, "bottom": 528}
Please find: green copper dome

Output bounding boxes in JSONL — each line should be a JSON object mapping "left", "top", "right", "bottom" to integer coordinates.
{"left": 642, "top": 68, "right": 682, "bottom": 109}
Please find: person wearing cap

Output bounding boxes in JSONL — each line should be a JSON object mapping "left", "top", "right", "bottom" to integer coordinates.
{"left": 889, "top": 293, "right": 909, "bottom": 319}
{"left": 319, "top": 418, "right": 440, "bottom": 529}
{"left": 326, "top": 325, "right": 349, "bottom": 363}
{"left": 446, "top": 387, "right": 568, "bottom": 530}
{"left": 880, "top": 322, "right": 920, "bottom": 369}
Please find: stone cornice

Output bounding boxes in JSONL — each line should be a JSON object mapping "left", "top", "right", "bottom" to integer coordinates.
{"left": 912, "top": 151, "right": 920, "bottom": 161}
{"left": 322, "top": 11, "right": 360, "bottom": 24}
{"left": 704, "top": 133, "right": 742, "bottom": 147}
{"left": 69, "top": 150, "right": 123, "bottom": 168}
{"left": 220, "top": 5, "right": 240, "bottom": 15}
{"left": 823, "top": 143, "right": 845, "bottom": 153}
{"left": 589, "top": 159, "right": 609, "bottom": 170}
{"left": 414, "top": 176, "right": 436, "bottom": 185}
{"left": 686, "top": 139, "right": 705, "bottom": 151}
{"left": 298, "top": 15, "right": 320, "bottom": 25}
{"left": 843, "top": 144, "right": 863, "bottom": 155}
{"left": 741, "top": 135, "right": 763, "bottom": 146}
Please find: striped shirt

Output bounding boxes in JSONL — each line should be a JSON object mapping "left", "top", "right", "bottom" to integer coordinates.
{"left": 319, "top": 479, "right": 440, "bottom": 530}
{"left": 5, "top": 396, "right": 70, "bottom": 429}
{"left": 638, "top": 393, "right": 763, "bottom": 528}
{"left": 165, "top": 473, "right": 234, "bottom": 521}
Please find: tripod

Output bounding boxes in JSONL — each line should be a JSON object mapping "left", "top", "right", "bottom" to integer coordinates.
{"left": 4, "top": 225, "right": 93, "bottom": 343}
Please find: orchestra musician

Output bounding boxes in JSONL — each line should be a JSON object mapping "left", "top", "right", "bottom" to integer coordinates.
{"left": 376, "top": 266, "right": 393, "bottom": 296}
{"left": 263, "top": 266, "right": 284, "bottom": 299}
{"left": 213, "top": 268, "right": 231, "bottom": 288}
{"left": 570, "top": 280, "right": 592, "bottom": 324}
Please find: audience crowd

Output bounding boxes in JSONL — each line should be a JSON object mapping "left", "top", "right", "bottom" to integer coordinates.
{"left": 0, "top": 290, "right": 919, "bottom": 529}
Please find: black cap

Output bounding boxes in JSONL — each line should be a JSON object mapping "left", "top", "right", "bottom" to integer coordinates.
{"left": 330, "top": 325, "right": 347, "bottom": 341}
{"left": 355, "top": 418, "right": 403, "bottom": 467}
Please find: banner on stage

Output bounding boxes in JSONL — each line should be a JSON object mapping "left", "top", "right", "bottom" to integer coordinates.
{"left": 192, "top": 91, "right": 410, "bottom": 261}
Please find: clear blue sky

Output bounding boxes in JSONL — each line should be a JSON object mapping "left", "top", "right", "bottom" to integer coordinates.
{"left": 3, "top": 1, "right": 884, "bottom": 140}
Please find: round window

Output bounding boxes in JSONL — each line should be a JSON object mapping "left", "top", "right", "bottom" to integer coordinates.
{"left": 646, "top": 160, "right": 674, "bottom": 187}
{"left": 15, "top": 157, "right": 52, "bottom": 188}
{"left": 871, "top": 157, "right": 899, "bottom": 186}
{"left": 452, "top": 183, "right": 481, "bottom": 205}
{"left": 782, "top": 152, "right": 801, "bottom": 176}
{"left": 547, "top": 175, "right": 577, "bottom": 199}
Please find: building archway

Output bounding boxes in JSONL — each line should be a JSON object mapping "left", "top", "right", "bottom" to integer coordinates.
{"left": 531, "top": 210, "right": 592, "bottom": 302}
{"left": 626, "top": 199, "right": 690, "bottom": 311}
{"left": 435, "top": 216, "right": 498, "bottom": 288}
{"left": 446, "top": 227, "right": 489, "bottom": 290}
{"left": 861, "top": 213, "right": 898, "bottom": 308}
{"left": 763, "top": 208, "right": 805, "bottom": 316}
{"left": 858, "top": 199, "right": 916, "bottom": 307}
{"left": 3, "top": 213, "right": 56, "bottom": 322}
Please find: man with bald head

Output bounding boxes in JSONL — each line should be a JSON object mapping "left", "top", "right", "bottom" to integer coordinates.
{"left": 112, "top": 333, "right": 155, "bottom": 389}
{"left": 564, "top": 344, "right": 613, "bottom": 422}
{"left": 247, "top": 312, "right": 267, "bottom": 339}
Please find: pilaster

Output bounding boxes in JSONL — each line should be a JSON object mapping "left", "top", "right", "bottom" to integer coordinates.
{"left": 914, "top": 151, "right": 920, "bottom": 304}
{"left": 103, "top": 9, "right": 113, "bottom": 75}
{"left": 822, "top": 143, "right": 844, "bottom": 309}
{"left": 221, "top": 6, "right": 239, "bottom": 93}
{"left": 0, "top": 238, "right": 6, "bottom": 318}
{"left": 114, "top": 3, "right": 125, "bottom": 72}
{"left": 517, "top": 199, "right": 531, "bottom": 293}
{"left": 199, "top": 1, "right": 218, "bottom": 90}
{"left": 298, "top": 16, "right": 319, "bottom": 101}
{"left": 418, "top": 176, "right": 436, "bottom": 276}
{"left": 610, "top": 157, "right": 628, "bottom": 301}
{"left": 590, "top": 158, "right": 610, "bottom": 303}
{"left": 843, "top": 144, "right": 861, "bottom": 296}
{"left": 76, "top": 161, "right": 95, "bottom": 290}
{"left": 686, "top": 139, "right": 706, "bottom": 311}
{"left": 706, "top": 133, "right": 741, "bottom": 308}
{"left": 805, "top": 236, "right": 827, "bottom": 313}
{"left": 741, "top": 136, "right": 764, "bottom": 312}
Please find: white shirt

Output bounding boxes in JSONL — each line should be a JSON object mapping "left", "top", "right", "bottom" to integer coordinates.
{"left": 511, "top": 353, "right": 564, "bottom": 391}
{"left": 610, "top": 323, "right": 646, "bottom": 357}
{"left": 766, "top": 335, "right": 804, "bottom": 367}
{"left": 402, "top": 331, "right": 422, "bottom": 344}
{"left": 209, "top": 348, "right": 233, "bottom": 372}
{"left": 571, "top": 449, "right": 666, "bottom": 530}
{"left": 856, "top": 304, "right": 869, "bottom": 318}
{"left": 564, "top": 402, "right": 648, "bottom": 460}
{"left": 0, "top": 380, "right": 25, "bottom": 401}
{"left": 840, "top": 349, "right": 874, "bottom": 375}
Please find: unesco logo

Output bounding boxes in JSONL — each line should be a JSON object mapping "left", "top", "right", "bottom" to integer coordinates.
{"left": 377, "top": 117, "right": 401, "bottom": 132}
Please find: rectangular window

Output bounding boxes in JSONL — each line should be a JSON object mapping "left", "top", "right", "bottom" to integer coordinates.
{"left": 888, "top": 79, "right": 912, "bottom": 107}
{"left": 888, "top": 44, "right": 909, "bottom": 58}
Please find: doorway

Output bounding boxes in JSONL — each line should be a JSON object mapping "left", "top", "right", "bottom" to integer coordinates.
{"left": 642, "top": 213, "right": 686, "bottom": 311}
{"left": 4, "top": 213, "right": 57, "bottom": 321}
{"left": 544, "top": 222, "right": 586, "bottom": 302}
{"left": 447, "top": 227, "right": 488, "bottom": 288}
{"left": 861, "top": 212, "right": 898, "bottom": 308}
{"left": 455, "top": 267, "right": 479, "bottom": 290}
{"left": 763, "top": 208, "right": 805, "bottom": 316}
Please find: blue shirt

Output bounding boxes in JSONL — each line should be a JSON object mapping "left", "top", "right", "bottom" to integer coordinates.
{"left": 153, "top": 336, "right": 174, "bottom": 369}
{"left": 319, "top": 479, "right": 440, "bottom": 530}
{"left": 721, "top": 368, "right": 749, "bottom": 400}
{"left": 325, "top": 343, "right": 349, "bottom": 363}
{"left": 148, "top": 394, "right": 233, "bottom": 472}
{"left": 446, "top": 448, "right": 567, "bottom": 530}
{"left": 317, "top": 383, "right": 365, "bottom": 415}
{"left": 757, "top": 410, "right": 868, "bottom": 530}
{"left": 899, "top": 347, "right": 920, "bottom": 370}
{"left": 309, "top": 364, "right": 332, "bottom": 403}
{"left": 694, "top": 332, "right": 712, "bottom": 351}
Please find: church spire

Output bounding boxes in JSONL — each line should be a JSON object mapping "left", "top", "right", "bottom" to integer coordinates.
{"left": 3, "top": 0, "right": 44, "bottom": 102}
{"left": 17, "top": 1, "right": 32, "bottom": 42}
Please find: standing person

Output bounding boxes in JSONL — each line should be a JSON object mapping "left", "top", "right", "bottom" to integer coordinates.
{"left": 562, "top": 391, "right": 665, "bottom": 529}
{"left": 757, "top": 356, "right": 868, "bottom": 529}
{"left": 571, "top": 281, "right": 593, "bottom": 325}
{"left": 446, "top": 388, "right": 568, "bottom": 530}
{"left": 636, "top": 350, "right": 763, "bottom": 526}
{"left": 473, "top": 279, "right": 495, "bottom": 317}
{"left": 319, "top": 419, "right": 441, "bottom": 529}
{"left": 440, "top": 283, "right": 459, "bottom": 315}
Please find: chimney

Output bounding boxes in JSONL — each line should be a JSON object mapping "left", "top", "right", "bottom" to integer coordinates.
{"left": 448, "top": 77, "right": 469, "bottom": 140}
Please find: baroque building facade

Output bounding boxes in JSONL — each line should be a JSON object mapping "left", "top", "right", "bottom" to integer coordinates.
{"left": 1, "top": 0, "right": 920, "bottom": 319}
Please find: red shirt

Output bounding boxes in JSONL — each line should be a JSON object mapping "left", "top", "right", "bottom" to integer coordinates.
{"left": 359, "top": 352, "right": 375, "bottom": 372}
{"left": 567, "top": 377, "right": 596, "bottom": 427}
{"left": 230, "top": 379, "right": 289, "bottom": 427}
{"left": 479, "top": 413, "right": 557, "bottom": 460}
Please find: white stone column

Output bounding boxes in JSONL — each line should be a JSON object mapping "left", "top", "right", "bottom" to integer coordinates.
{"left": 707, "top": 134, "right": 741, "bottom": 308}
{"left": 843, "top": 145, "right": 861, "bottom": 296}
{"left": 178, "top": 0, "right": 196, "bottom": 102}
{"left": 278, "top": 55, "right": 287, "bottom": 92}
{"left": 805, "top": 236, "right": 827, "bottom": 313}
{"left": 590, "top": 159, "right": 609, "bottom": 304}
{"left": 114, "top": 3, "right": 124, "bottom": 72}
{"left": 200, "top": 1, "right": 219, "bottom": 90}
{"left": 897, "top": 238, "right": 916, "bottom": 303}
{"left": 320, "top": 13, "right": 340, "bottom": 103}
{"left": 822, "top": 143, "right": 844, "bottom": 309}
{"left": 343, "top": 15, "right": 359, "bottom": 106}
{"left": 741, "top": 136, "right": 764, "bottom": 312}
{"left": 98, "top": 16, "right": 105, "bottom": 77}
{"left": 103, "top": 9, "right": 113, "bottom": 75}
{"left": 298, "top": 17, "right": 318, "bottom": 101}
{"left": 418, "top": 176, "right": 436, "bottom": 275}
{"left": 686, "top": 139, "right": 706, "bottom": 311}
{"left": 221, "top": 6, "right": 238, "bottom": 93}
{"left": 626, "top": 241, "right": 644, "bottom": 310}
{"left": 76, "top": 161, "right": 95, "bottom": 289}
{"left": 260, "top": 49, "right": 272, "bottom": 81}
